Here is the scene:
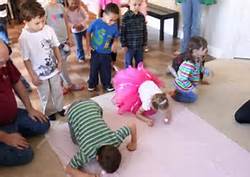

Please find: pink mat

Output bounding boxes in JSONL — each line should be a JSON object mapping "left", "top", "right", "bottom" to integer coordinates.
{"left": 46, "top": 93, "right": 250, "bottom": 177}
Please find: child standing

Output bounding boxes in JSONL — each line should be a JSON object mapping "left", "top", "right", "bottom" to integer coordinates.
{"left": 113, "top": 63, "right": 171, "bottom": 127}
{"left": 45, "top": 0, "right": 84, "bottom": 94}
{"left": 121, "top": 0, "right": 147, "bottom": 68}
{"left": 172, "top": 36, "right": 208, "bottom": 103}
{"left": 86, "top": 3, "right": 120, "bottom": 92}
{"left": 65, "top": 99, "right": 137, "bottom": 176}
{"left": 19, "top": 1, "right": 65, "bottom": 120}
{"left": 65, "top": 0, "right": 89, "bottom": 63}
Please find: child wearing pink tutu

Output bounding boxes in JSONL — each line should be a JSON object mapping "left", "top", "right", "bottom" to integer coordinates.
{"left": 113, "top": 63, "right": 171, "bottom": 127}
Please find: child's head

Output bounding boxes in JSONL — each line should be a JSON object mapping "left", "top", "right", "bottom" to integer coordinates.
{"left": 0, "top": 40, "right": 10, "bottom": 68}
{"left": 103, "top": 3, "right": 119, "bottom": 25}
{"left": 20, "top": 1, "right": 46, "bottom": 32}
{"left": 129, "top": 0, "right": 142, "bottom": 14}
{"left": 67, "top": 0, "right": 81, "bottom": 11}
{"left": 151, "top": 93, "right": 169, "bottom": 111}
{"left": 187, "top": 36, "right": 208, "bottom": 62}
{"left": 97, "top": 145, "right": 122, "bottom": 173}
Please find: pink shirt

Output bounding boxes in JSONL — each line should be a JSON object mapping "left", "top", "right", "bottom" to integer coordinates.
{"left": 99, "top": 0, "right": 120, "bottom": 10}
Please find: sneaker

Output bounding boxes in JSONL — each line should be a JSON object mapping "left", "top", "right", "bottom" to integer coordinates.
{"left": 48, "top": 114, "right": 56, "bottom": 121}
{"left": 105, "top": 86, "right": 115, "bottom": 92}
{"left": 144, "top": 46, "right": 149, "bottom": 52}
{"left": 58, "top": 109, "right": 65, "bottom": 117}
{"left": 88, "top": 87, "right": 96, "bottom": 92}
{"left": 167, "top": 65, "right": 178, "bottom": 78}
{"left": 78, "top": 59, "right": 85, "bottom": 63}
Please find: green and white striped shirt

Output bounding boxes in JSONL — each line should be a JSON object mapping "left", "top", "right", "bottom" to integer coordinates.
{"left": 67, "top": 100, "right": 131, "bottom": 168}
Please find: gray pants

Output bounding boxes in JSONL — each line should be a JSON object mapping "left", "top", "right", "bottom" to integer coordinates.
{"left": 36, "top": 74, "right": 64, "bottom": 116}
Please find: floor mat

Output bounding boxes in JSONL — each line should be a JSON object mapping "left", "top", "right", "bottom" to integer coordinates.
{"left": 46, "top": 93, "right": 250, "bottom": 177}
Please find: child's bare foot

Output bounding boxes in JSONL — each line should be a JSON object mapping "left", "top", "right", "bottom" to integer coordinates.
{"left": 146, "top": 119, "right": 154, "bottom": 127}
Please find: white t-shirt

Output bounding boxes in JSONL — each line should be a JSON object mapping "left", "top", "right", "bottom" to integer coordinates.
{"left": 19, "top": 25, "right": 60, "bottom": 80}
{"left": 138, "top": 80, "right": 162, "bottom": 111}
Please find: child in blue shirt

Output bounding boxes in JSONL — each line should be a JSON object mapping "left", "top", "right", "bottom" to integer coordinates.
{"left": 86, "top": 3, "right": 119, "bottom": 92}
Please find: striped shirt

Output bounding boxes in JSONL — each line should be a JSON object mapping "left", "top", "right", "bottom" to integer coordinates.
{"left": 67, "top": 100, "right": 131, "bottom": 168}
{"left": 174, "top": 60, "right": 202, "bottom": 92}
{"left": 121, "top": 10, "right": 147, "bottom": 49}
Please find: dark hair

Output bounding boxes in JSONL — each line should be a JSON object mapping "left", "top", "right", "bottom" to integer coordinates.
{"left": 104, "top": 3, "right": 120, "bottom": 15}
{"left": 20, "top": 1, "right": 45, "bottom": 22}
{"left": 186, "top": 36, "right": 207, "bottom": 62}
{"left": 97, "top": 145, "right": 121, "bottom": 173}
{"left": 151, "top": 93, "right": 169, "bottom": 110}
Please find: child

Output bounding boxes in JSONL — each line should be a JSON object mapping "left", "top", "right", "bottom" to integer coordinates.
{"left": 0, "top": 0, "right": 9, "bottom": 44}
{"left": 45, "top": 0, "right": 84, "bottom": 94}
{"left": 65, "top": 0, "right": 89, "bottom": 63}
{"left": 86, "top": 3, "right": 120, "bottom": 92}
{"left": 171, "top": 36, "right": 208, "bottom": 103}
{"left": 113, "top": 63, "right": 171, "bottom": 127}
{"left": 65, "top": 99, "right": 137, "bottom": 176}
{"left": 121, "top": 0, "right": 147, "bottom": 68}
{"left": 19, "top": 1, "right": 65, "bottom": 120}
{"left": 98, "top": 0, "right": 121, "bottom": 67}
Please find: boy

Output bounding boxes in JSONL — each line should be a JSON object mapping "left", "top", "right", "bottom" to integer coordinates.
{"left": 86, "top": 3, "right": 120, "bottom": 92}
{"left": 19, "top": 1, "right": 65, "bottom": 120}
{"left": 121, "top": 0, "right": 147, "bottom": 68}
{"left": 65, "top": 99, "right": 137, "bottom": 177}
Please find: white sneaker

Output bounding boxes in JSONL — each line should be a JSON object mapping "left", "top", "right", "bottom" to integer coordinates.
{"left": 167, "top": 65, "right": 178, "bottom": 78}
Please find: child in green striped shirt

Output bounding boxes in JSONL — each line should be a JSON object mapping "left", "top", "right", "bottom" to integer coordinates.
{"left": 65, "top": 99, "right": 137, "bottom": 177}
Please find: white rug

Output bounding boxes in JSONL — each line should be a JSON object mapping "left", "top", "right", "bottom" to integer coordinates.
{"left": 46, "top": 93, "right": 250, "bottom": 177}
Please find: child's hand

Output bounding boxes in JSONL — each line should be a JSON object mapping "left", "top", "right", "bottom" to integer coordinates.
{"left": 31, "top": 74, "right": 42, "bottom": 86}
{"left": 74, "top": 24, "right": 84, "bottom": 31}
{"left": 86, "top": 45, "right": 92, "bottom": 56}
{"left": 111, "top": 42, "right": 118, "bottom": 53}
{"left": 127, "top": 142, "right": 137, "bottom": 151}
{"left": 146, "top": 119, "right": 154, "bottom": 127}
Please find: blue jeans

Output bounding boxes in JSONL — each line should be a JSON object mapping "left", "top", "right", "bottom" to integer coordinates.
{"left": 181, "top": 0, "right": 201, "bottom": 52}
{"left": 88, "top": 51, "right": 112, "bottom": 89}
{"left": 125, "top": 48, "right": 144, "bottom": 68}
{"left": 73, "top": 30, "right": 86, "bottom": 61}
{"left": 173, "top": 90, "right": 198, "bottom": 103}
{"left": 0, "top": 109, "right": 50, "bottom": 166}
{"left": 0, "top": 23, "right": 9, "bottom": 44}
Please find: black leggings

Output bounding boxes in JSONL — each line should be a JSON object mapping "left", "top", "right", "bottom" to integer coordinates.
{"left": 235, "top": 100, "right": 250, "bottom": 123}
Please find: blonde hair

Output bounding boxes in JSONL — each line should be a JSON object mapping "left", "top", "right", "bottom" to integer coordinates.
{"left": 151, "top": 93, "right": 169, "bottom": 110}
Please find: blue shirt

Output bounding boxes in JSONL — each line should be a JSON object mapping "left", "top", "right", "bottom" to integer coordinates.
{"left": 87, "top": 18, "right": 119, "bottom": 54}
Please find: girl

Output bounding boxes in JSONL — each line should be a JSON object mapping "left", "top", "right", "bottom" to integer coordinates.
{"left": 171, "top": 36, "right": 208, "bottom": 103}
{"left": 46, "top": 0, "right": 84, "bottom": 95}
{"left": 65, "top": 0, "right": 89, "bottom": 63}
{"left": 113, "top": 63, "right": 171, "bottom": 127}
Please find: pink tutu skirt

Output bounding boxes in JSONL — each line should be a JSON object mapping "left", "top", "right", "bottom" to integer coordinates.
{"left": 112, "top": 63, "right": 163, "bottom": 114}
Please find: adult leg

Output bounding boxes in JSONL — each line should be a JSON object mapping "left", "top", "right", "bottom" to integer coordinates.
{"left": 181, "top": 0, "right": 192, "bottom": 53}
{"left": 0, "top": 121, "right": 33, "bottom": 166}
{"left": 15, "top": 108, "right": 50, "bottom": 137}
{"left": 235, "top": 100, "right": 250, "bottom": 123}
{"left": 100, "top": 54, "right": 112, "bottom": 89}
{"left": 124, "top": 48, "right": 134, "bottom": 68}
{"left": 134, "top": 48, "right": 144, "bottom": 67}
{"left": 191, "top": 0, "right": 201, "bottom": 37}
{"left": 73, "top": 32, "right": 85, "bottom": 61}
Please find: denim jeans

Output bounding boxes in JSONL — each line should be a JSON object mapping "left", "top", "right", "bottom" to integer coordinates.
{"left": 124, "top": 48, "right": 144, "bottom": 68}
{"left": 173, "top": 90, "right": 198, "bottom": 103}
{"left": 73, "top": 30, "right": 86, "bottom": 61}
{"left": 181, "top": 0, "right": 201, "bottom": 52}
{"left": 0, "top": 109, "right": 50, "bottom": 166}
